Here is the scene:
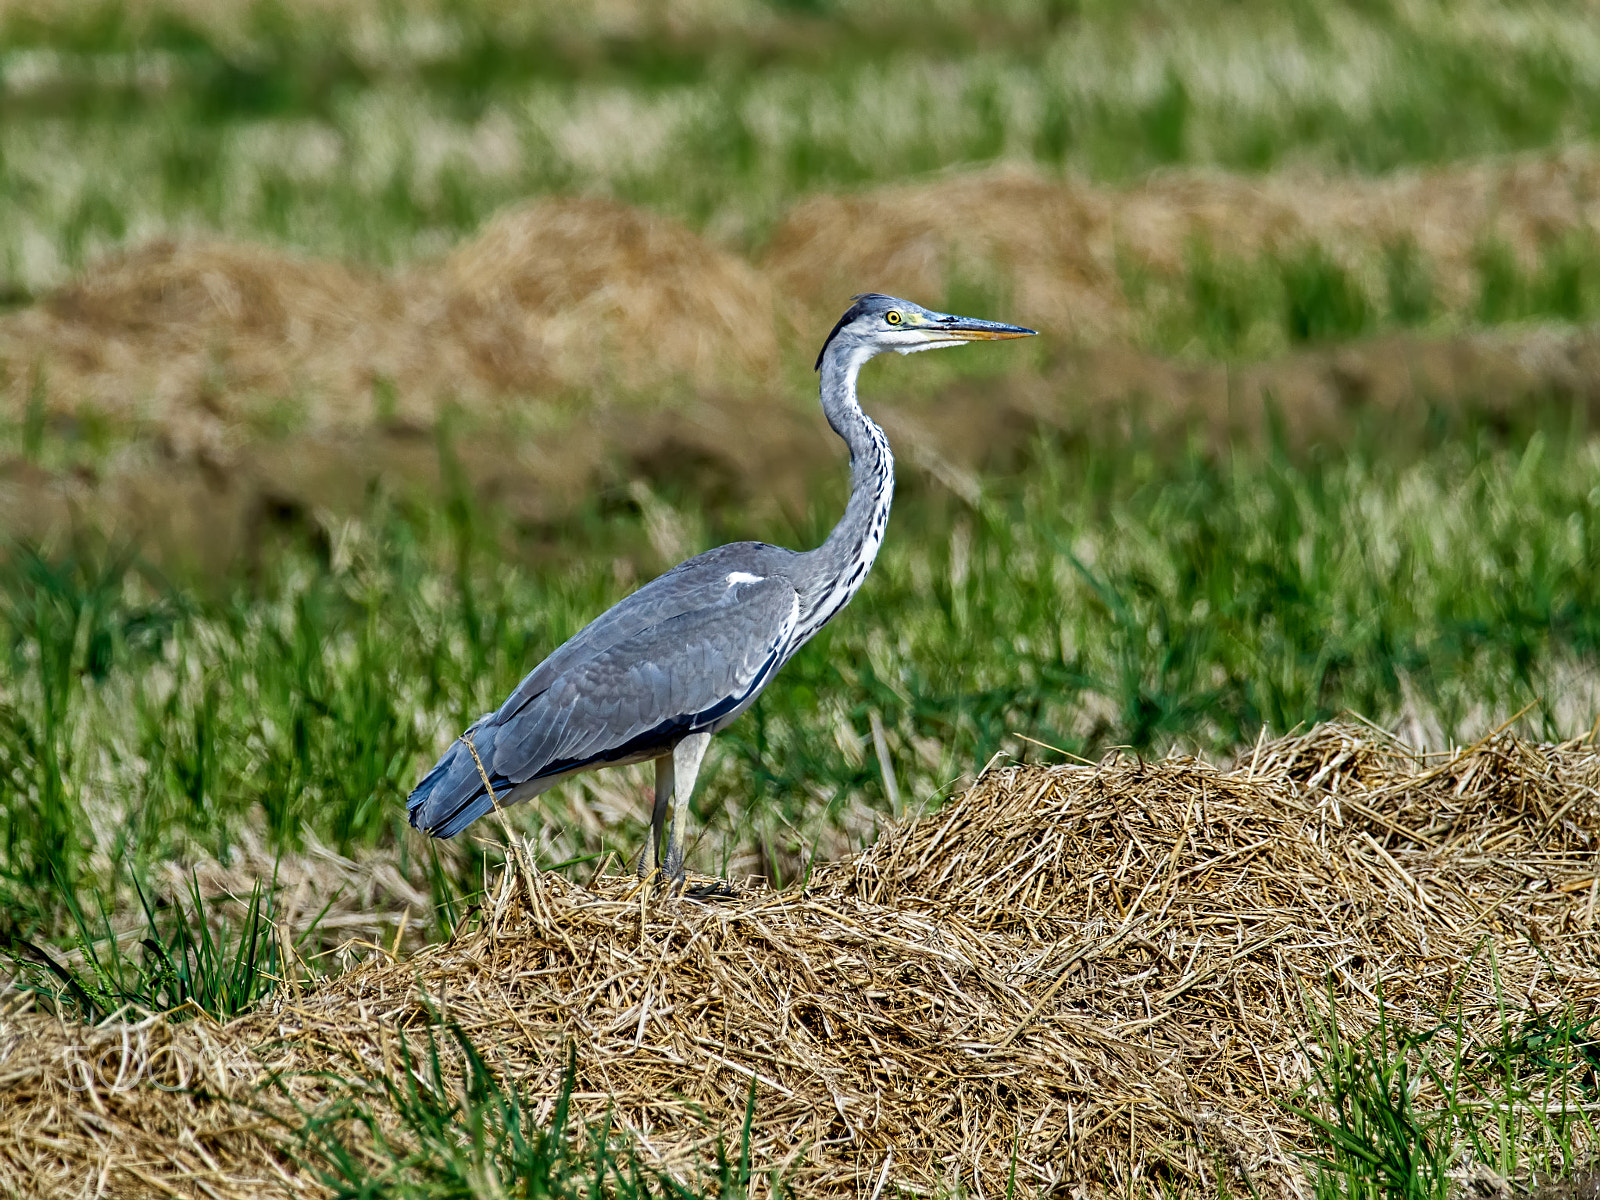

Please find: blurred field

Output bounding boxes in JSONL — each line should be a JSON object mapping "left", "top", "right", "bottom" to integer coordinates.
{"left": 7, "top": 0, "right": 1600, "bottom": 563}
{"left": 7, "top": 149, "right": 1600, "bottom": 565}
{"left": 3, "top": 1, "right": 1600, "bottom": 1196}
{"left": 4, "top": 0, "right": 1600, "bottom": 286}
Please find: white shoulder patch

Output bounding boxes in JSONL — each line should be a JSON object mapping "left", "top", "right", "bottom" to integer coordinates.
{"left": 726, "top": 571, "right": 765, "bottom": 585}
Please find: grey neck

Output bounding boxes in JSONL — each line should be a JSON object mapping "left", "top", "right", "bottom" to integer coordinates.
{"left": 792, "top": 341, "right": 895, "bottom": 643}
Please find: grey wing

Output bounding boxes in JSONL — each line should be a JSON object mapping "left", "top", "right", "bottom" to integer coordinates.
{"left": 490, "top": 542, "right": 792, "bottom": 725}
{"left": 495, "top": 574, "right": 800, "bottom": 778}
{"left": 405, "top": 573, "right": 799, "bottom": 838}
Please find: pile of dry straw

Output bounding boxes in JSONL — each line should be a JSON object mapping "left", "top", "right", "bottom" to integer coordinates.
{"left": 3, "top": 723, "right": 1599, "bottom": 1198}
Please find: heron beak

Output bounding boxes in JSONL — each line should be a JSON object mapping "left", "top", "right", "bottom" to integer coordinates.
{"left": 923, "top": 313, "right": 1038, "bottom": 342}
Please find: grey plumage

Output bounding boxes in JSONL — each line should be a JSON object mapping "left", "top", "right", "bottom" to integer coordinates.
{"left": 407, "top": 293, "right": 1035, "bottom": 882}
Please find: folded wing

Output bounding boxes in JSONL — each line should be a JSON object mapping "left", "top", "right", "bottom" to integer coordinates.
{"left": 407, "top": 573, "right": 799, "bottom": 837}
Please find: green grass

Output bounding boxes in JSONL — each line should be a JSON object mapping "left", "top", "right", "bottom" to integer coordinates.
{"left": 1, "top": 414, "right": 1596, "bottom": 943}
{"left": 1136, "top": 231, "right": 1600, "bottom": 360}
{"left": 4, "top": 0, "right": 1600, "bottom": 295}
{"left": 1293, "top": 979, "right": 1600, "bottom": 1200}
{"left": 280, "top": 1029, "right": 770, "bottom": 1200}
{"left": 6, "top": 0, "right": 1600, "bottom": 371}
{"left": 4, "top": 867, "right": 286, "bottom": 1023}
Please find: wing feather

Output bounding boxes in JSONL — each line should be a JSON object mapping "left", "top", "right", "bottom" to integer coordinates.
{"left": 490, "top": 542, "right": 790, "bottom": 723}
{"left": 487, "top": 575, "right": 799, "bottom": 785}
{"left": 409, "top": 554, "right": 801, "bottom": 838}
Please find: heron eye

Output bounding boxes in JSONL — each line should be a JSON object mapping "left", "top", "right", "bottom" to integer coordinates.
{"left": 885, "top": 310, "right": 902, "bottom": 325}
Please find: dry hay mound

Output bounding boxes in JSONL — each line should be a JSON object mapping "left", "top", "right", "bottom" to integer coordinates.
{"left": 764, "top": 147, "right": 1600, "bottom": 343}
{"left": 0, "top": 239, "right": 418, "bottom": 444}
{"left": 0, "top": 200, "right": 776, "bottom": 450}
{"left": 1113, "top": 147, "right": 1600, "bottom": 311}
{"left": 3, "top": 726, "right": 1599, "bottom": 1198}
{"left": 438, "top": 197, "right": 779, "bottom": 392}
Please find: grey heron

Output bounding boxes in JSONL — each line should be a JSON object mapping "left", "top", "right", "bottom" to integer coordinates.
{"left": 407, "top": 294, "right": 1035, "bottom": 886}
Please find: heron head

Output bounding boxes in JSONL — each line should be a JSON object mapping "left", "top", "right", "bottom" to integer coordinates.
{"left": 814, "top": 293, "right": 1036, "bottom": 369}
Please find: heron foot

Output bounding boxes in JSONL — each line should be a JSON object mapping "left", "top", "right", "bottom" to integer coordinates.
{"left": 630, "top": 860, "right": 737, "bottom": 901}
{"left": 681, "top": 877, "right": 741, "bottom": 902}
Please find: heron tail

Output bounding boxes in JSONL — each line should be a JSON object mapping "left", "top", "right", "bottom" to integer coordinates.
{"left": 406, "top": 728, "right": 503, "bottom": 838}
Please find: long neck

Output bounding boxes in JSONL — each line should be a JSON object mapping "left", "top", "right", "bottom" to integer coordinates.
{"left": 792, "top": 342, "right": 895, "bottom": 644}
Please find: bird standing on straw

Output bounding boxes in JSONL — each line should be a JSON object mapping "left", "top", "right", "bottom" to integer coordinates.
{"left": 407, "top": 294, "right": 1035, "bottom": 890}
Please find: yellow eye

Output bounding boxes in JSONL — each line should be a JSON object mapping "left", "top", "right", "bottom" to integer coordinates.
{"left": 885, "top": 310, "right": 902, "bottom": 325}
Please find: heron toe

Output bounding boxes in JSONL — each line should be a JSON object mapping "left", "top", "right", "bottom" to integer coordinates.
{"left": 683, "top": 877, "right": 741, "bottom": 902}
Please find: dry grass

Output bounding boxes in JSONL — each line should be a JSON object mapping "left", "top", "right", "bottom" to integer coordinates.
{"left": 6, "top": 239, "right": 414, "bottom": 436}
{"left": 764, "top": 148, "right": 1600, "bottom": 340}
{"left": 3, "top": 725, "right": 1598, "bottom": 1198}
{"left": 9, "top": 148, "right": 1600, "bottom": 444}
{"left": 11, "top": 317, "right": 1599, "bottom": 576}
{"left": 8, "top": 151, "right": 1600, "bottom": 568}
{"left": 439, "top": 197, "right": 779, "bottom": 393}
{"left": 0, "top": 198, "right": 779, "bottom": 440}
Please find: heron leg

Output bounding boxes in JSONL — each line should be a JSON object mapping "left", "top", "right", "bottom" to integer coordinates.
{"left": 637, "top": 752, "right": 675, "bottom": 880}
{"left": 662, "top": 732, "right": 711, "bottom": 884}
